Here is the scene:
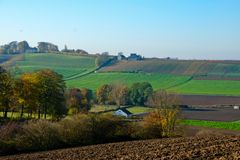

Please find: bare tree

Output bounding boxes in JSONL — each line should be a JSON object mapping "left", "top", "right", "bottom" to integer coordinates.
{"left": 144, "top": 90, "right": 179, "bottom": 137}
{"left": 111, "top": 83, "right": 129, "bottom": 108}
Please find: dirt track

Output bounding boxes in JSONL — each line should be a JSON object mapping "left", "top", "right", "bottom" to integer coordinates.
{"left": 2, "top": 136, "right": 240, "bottom": 160}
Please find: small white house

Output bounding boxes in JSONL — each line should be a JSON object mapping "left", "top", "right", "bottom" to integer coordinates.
{"left": 114, "top": 108, "right": 132, "bottom": 118}
{"left": 233, "top": 106, "right": 240, "bottom": 110}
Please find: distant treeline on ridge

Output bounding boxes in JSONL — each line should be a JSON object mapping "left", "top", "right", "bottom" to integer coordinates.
{"left": 0, "top": 41, "right": 88, "bottom": 55}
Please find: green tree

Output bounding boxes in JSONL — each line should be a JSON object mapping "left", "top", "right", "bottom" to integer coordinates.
{"left": 36, "top": 69, "right": 66, "bottom": 119}
{"left": 15, "top": 70, "right": 66, "bottom": 119}
{"left": 66, "top": 88, "right": 92, "bottom": 114}
{"left": 14, "top": 78, "right": 25, "bottom": 118}
{"left": 17, "top": 41, "right": 30, "bottom": 53}
{"left": 129, "top": 82, "right": 153, "bottom": 106}
{"left": 0, "top": 67, "right": 14, "bottom": 118}
{"left": 80, "top": 88, "right": 92, "bottom": 111}
{"left": 17, "top": 72, "right": 40, "bottom": 118}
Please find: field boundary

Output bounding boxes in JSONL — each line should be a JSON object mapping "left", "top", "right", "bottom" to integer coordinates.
{"left": 64, "top": 57, "right": 116, "bottom": 81}
{"left": 165, "top": 76, "right": 193, "bottom": 90}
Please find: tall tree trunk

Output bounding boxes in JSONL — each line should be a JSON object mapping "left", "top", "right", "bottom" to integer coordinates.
{"left": 20, "top": 105, "right": 24, "bottom": 118}
{"left": 38, "top": 107, "right": 41, "bottom": 119}
{"left": 44, "top": 105, "right": 47, "bottom": 119}
{"left": 4, "top": 102, "right": 9, "bottom": 119}
{"left": 4, "top": 108, "right": 8, "bottom": 119}
{"left": 11, "top": 109, "right": 14, "bottom": 118}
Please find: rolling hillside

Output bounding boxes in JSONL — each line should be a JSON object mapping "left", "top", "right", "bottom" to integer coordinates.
{"left": 101, "top": 59, "right": 240, "bottom": 78}
{"left": 2, "top": 53, "right": 240, "bottom": 96}
{"left": 11, "top": 53, "right": 97, "bottom": 79}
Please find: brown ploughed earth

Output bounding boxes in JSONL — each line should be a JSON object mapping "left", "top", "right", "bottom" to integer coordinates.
{"left": 180, "top": 95, "right": 240, "bottom": 106}
{"left": 2, "top": 134, "right": 240, "bottom": 160}
{"left": 181, "top": 107, "right": 240, "bottom": 121}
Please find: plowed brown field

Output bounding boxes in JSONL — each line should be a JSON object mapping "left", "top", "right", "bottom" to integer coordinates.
{"left": 2, "top": 136, "right": 240, "bottom": 160}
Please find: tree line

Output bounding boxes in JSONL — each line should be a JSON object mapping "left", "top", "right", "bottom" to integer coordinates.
{"left": 0, "top": 67, "right": 66, "bottom": 119}
{"left": 0, "top": 66, "right": 176, "bottom": 120}
{"left": 96, "top": 82, "right": 153, "bottom": 106}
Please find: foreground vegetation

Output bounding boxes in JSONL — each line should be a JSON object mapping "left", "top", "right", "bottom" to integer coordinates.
{"left": 182, "top": 120, "right": 240, "bottom": 131}
{"left": 0, "top": 68, "right": 179, "bottom": 155}
{"left": 0, "top": 107, "right": 179, "bottom": 156}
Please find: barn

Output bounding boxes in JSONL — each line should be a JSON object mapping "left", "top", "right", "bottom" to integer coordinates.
{"left": 114, "top": 108, "right": 133, "bottom": 118}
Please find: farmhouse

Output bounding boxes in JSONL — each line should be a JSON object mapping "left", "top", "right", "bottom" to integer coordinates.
{"left": 128, "top": 53, "right": 142, "bottom": 61}
{"left": 117, "top": 52, "right": 127, "bottom": 61}
{"left": 233, "top": 106, "right": 240, "bottom": 110}
{"left": 114, "top": 108, "right": 132, "bottom": 118}
{"left": 25, "top": 47, "right": 38, "bottom": 53}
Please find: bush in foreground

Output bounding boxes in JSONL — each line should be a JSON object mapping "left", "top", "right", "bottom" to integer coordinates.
{"left": 0, "top": 111, "right": 179, "bottom": 155}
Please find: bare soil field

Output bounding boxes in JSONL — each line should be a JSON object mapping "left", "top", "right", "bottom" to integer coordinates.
{"left": 2, "top": 136, "right": 240, "bottom": 160}
{"left": 184, "top": 126, "right": 240, "bottom": 136}
{"left": 181, "top": 107, "right": 240, "bottom": 121}
{"left": 180, "top": 94, "right": 240, "bottom": 106}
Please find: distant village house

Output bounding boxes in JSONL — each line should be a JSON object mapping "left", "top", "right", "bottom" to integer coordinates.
{"left": 117, "top": 52, "right": 143, "bottom": 61}
{"left": 117, "top": 52, "right": 126, "bottom": 61}
{"left": 25, "top": 47, "right": 38, "bottom": 53}
{"left": 128, "top": 53, "right": 142, "bottom": 61}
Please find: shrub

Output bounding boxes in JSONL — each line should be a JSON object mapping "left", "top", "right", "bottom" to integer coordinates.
{"left": 59, "top": 114, "right": 131, "bottom": 145}
{"left": 144, "top": 90, "right": 179, "bottom": 138}
{"left": 59, "top": 114, "right": 92, "bottom": 146}
{"left": 141, "top": 109, "right": 179, "bottom": 138}
{"left": 87, "top": 114, "right": 124, "bottom": 143}
{"left": 0, "top": 139, "right": 17, "bottom": 155}
{"left": 0, "top": 122, "right": 20, "bottom": 141}
{"left": 16, "top": 120, "right": 62, "bottom": 151}
{"left": 0, "top": 112, "right": 180, "bottom": 155}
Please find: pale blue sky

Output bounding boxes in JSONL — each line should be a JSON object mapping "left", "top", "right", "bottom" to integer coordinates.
{"left": 0, "top": 0, "right": 240, "bottom": 59}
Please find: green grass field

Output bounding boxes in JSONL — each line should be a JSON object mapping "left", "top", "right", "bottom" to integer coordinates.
{"left": 13, "top": 53, "right": 96, "bottom": 79}
{"left": 90, "top": 105, "right": 152, "bottom": 114}
{"left": 182, "top": 119, "right": 240, "bottom": 131}
{"left": 0, "top": 112, "right": 51, "bottom": 119}
{"left": 170, "top": 80, "right": 240, "bottom": 96}
{"left": 127, "top": 106, "right": 153, "bottom": 114}
{"left": 90, "top": 105, "right": 119, "bottom": 113}
{"left": 66, "top": 72, "right": 191, "bottom": 90}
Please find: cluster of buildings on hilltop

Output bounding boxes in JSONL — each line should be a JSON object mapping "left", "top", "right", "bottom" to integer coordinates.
{"left": 117, "top": 52, "right": 143, "bottom": 61}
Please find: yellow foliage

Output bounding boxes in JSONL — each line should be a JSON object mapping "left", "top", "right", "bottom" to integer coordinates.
{"left": 143, "top": 108, "right": 178, "bottom": 137}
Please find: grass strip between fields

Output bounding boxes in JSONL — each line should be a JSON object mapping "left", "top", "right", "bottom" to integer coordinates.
{"left": 182, "top": 119, "right": 240, "bottom": 131}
